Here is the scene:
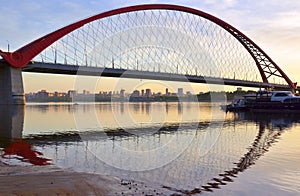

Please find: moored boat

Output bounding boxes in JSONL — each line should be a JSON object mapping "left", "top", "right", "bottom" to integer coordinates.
{"left": 222, "top": 97, "right": 248, "bottom": 111}
{"left": 222, "top": 90, "right": 300, "bottom": 112}
{"left": 251, "top": 96, "right": 300, "bottom": 113}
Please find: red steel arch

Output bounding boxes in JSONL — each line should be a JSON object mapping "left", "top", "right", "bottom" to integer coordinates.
{"left": 0, "top": 4, "right": 296, "bottom": 90}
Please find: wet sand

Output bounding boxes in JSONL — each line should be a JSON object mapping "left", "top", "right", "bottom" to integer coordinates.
{"left": 0, "top": 162, "right": 115, "bottom": 195}
{"left": 0, "top": 162, "right": 169, "bottom": 196}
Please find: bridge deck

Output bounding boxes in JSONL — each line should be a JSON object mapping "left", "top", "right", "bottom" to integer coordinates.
{"left": 21, "top": 61, "right": 292, "bottom": 90}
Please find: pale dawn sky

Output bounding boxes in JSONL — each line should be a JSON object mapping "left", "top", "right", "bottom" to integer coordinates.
{"left": 1, "top": 0, "right": 300, "bottom": 93}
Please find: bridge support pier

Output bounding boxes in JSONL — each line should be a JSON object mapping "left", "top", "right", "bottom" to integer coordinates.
{"left": 0, "top": 65, "right": 25, "bottom": 105}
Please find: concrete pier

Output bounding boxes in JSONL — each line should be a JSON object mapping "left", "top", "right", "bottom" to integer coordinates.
{"left": 0, "top": 64, "right": 25, "bottom": 105}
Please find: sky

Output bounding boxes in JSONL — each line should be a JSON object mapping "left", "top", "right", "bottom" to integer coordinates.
{"left": 1, "top": 0, "right": 300, "bottom": 94}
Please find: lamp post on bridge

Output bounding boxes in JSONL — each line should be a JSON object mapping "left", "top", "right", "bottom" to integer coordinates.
{"left": 6, "top": 40, "right": 9, "bottom": 52}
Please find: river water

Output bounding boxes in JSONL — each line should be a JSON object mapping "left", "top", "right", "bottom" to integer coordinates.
{"left": 0, "top": 102, "right": 299, "bottom": 195}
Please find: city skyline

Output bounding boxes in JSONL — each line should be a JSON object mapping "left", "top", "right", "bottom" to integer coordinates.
{"left": 26, "top": 87, "right": 197, "bottom": 96}
{"left": 25, "top": 86, "right": 200, "bottom": 102}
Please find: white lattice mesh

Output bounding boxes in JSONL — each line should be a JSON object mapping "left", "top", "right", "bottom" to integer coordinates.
{"left": 34, "top": 9, "right": 285, "bottom": 84}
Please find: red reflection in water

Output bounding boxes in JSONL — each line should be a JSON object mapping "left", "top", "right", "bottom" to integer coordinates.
{"left": 2, "top": 140, "right": 51, "bottom": 165}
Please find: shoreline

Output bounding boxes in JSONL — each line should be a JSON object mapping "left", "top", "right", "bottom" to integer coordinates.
{"left": 0, "top": 162, "right": 170, "bottom": 195}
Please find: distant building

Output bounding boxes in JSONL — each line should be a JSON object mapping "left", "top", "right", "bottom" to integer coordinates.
{"left": 36, "top": 90, "right": 48, "bottom": 98}
{"left": 177, "top": 88, "right": 184, "bottom": 96}
{"left": 145, "top": 89, "right": 151, "bottom": 97}
{"left": 53, "top": 92, "right": 66, "bottom": 97}
{"left": 120, "top": 89, "right": 125, "bottom": 97}
{"left": 67, "top": 90, "right": 77, "bottom": 98}
{"left": 58, "top": 92, "right": 67, "bottom": 97}
{"left": 83, "top": 90, "right": 90, "bottom": 95}
{"left": 132, "top": 90, "right": 140, "bottom": 97}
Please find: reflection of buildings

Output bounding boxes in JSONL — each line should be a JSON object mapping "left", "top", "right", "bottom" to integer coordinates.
{"left": 2, "top": 102, "right": 299, "bottom": 194}
{"left": 19, "top": 108, "right": 296, "bottom": 195}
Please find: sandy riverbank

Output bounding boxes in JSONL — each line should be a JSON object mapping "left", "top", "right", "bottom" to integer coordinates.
{"left": 0, "top": 162, "right": 169, "bottom": 196}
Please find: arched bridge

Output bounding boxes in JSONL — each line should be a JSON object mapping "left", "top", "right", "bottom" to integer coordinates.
{"left": 0, "top": 4, "right": 297, "bottom": 104}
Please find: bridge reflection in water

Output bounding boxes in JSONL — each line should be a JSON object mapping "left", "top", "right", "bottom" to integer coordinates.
{"left": 0, "top": 103, "right": 298, "bottom": 194}
{"left": 0, "top": 105, "right": 24, "bottom": 146}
